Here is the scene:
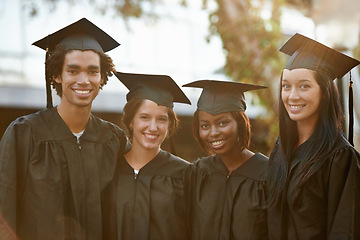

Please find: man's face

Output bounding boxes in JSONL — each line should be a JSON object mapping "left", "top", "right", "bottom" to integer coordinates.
{"left": 55, "top": 50, "right": 103, "bottom": 110}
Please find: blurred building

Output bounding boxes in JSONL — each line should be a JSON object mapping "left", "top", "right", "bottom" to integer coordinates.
{"left": 1, "top": 0, "right": 359, "bottom": 158}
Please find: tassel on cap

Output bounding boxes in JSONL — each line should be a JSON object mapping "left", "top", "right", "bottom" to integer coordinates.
{"left": 45, "top": 48, "right": 53, "bottom": 108}
{"left": 32, "top": 18, "right": 120, "bottom": 108}
{"left": 348, "top": 71, "right": 354, "bottom": 146}
{"left": 280, "top": 33, "right": 360, "bottom": 144}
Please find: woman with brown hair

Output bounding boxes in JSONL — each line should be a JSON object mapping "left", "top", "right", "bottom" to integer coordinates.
{"left": 183, "top": 80, "right": 269, "bottom": 240}
{"left": 114, "top": 72, "right": 193, "bottom": 240}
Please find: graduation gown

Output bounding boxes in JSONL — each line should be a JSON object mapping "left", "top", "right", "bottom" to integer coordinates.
{"left": 267, "top": 133, "right": 360, "bottom": 240}
{"left": 192, "top": 153, "right": 269, "bottom": 240}
{"left": 0, "top": 107, "right": 129, "bottom": 240}
{"left": 116, "top": 150, "right": 192, "bottom": 240}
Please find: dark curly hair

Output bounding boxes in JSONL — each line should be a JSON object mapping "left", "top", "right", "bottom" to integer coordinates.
{"left": 46, "top": 45, "right": 116, "bottom": 97}
{"left": 192, "top": 109, "right": 251, "bottom": 154}
{"left": 122, "top": 98, "right": 180, "bottom": 141}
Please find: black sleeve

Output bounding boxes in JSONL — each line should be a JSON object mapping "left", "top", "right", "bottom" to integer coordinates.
{"left": 0, "top": 118, "right": 33, "bottom": 236}
{"left": 326, "top": 147, "right": 360, "bottom": 239}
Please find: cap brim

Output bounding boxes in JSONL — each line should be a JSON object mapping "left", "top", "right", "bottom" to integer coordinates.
{"left": 183, "top": 80, "right": 267, "bottom": 92}
{"left": 32, "top": 18, "right": 119, "bottom": 52}
{"left": 115, "top": 72, "right": 191, "bottom": 107}
{"left": 280, "top": 33, "right": 360, "bottom": 79}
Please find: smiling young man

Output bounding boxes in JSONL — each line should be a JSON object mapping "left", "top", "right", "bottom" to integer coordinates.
{"left": 0, "top": 18, "right": 129, "bottom": 240}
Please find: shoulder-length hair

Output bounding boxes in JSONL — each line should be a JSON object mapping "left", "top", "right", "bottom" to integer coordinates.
{"left": 121, "top": 98, "right": 179, "bottom": 141}
{"left": 267, "top": 70, "right": 344, "bottom": 206}
{"left": 46, "top": 45, "right": 115, "bottom": 97}
{"left": 192, "top": 109, "right": 251, "bottom": 154}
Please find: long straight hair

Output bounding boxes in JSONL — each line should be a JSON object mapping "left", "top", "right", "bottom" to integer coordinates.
{"left": 267, "top": 70, "right": 344, "bottom": 206}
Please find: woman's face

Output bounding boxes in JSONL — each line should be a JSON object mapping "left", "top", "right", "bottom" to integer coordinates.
{"left": 131, "top": 99, "right": 169, "bottom": 152}
{"left": 198, "top": 111, "right": 239, "bottom": 156}
{"left": 281, "top": 68, "right": 322, "bottom": 128}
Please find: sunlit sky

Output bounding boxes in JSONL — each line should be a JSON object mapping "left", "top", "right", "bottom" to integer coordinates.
{"left": 0, "top": 0, "right": 227, "bottom": 89}
{"left": 0, "top": 0, "right": 317, "bottom": 86}
{"left": 0, "top": 0, "right": 321, "bottom": 115}
{"left": 1, "top": 0, "right": 359, "bottom": 148}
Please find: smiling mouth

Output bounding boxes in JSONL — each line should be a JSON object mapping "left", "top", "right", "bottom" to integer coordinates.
{"left": 211, "top": 140, "right": 225, "bottom": 147}
{"left": 144, "top": 133, "right": 157, "bottom": 140}
{"left": 73, "top": 89, "right": 91, "bottom": 95}
{"left": 289, "top": 104, "right": 305, "bottom": 110}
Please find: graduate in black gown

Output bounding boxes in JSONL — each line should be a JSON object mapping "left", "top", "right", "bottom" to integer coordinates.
{"left": 183, "top": 80, "right": 269, "bottom": 240}
{"left": 267, "top": 33, "right": 360, "bottom": 240}
{"left": 0, "top": 18, "right": 129, "bottom": 240}
{"left": 114, "top": 72, "right": 193, "bottom": 240}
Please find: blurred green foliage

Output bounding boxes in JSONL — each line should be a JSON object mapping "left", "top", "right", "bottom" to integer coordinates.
{"left": 23, "top": 0, "right": 295, "bottom": 154}
{"left": 203, "top": 0, "right": 286, "bottom": 153}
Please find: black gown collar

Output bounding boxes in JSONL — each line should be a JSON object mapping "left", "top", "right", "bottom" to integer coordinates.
{"left": 202, "top": 153, "right": 268, "bottom": 180}
{"left": 41, "top": 107, "right": 115, "bottom": 143}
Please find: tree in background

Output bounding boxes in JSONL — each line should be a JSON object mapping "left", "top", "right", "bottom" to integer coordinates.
{"left": 24, "top": 0, "right": 287, "bottom": 154}
{"left": 203, "top": 0, "right": 285, "bottom": 153}
{"left": 354, "top": 34, "right": 360, "bottom": 76}
{"left": 23, "top": 0, "right": 318, "bottom": 154}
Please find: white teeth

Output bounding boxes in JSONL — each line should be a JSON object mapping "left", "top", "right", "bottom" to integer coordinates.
{"left": 211, "top": 140, "right": 224, "bottom": 146}
{"left": 144, "top": 134, "right": 157, "bottom": 139}
{"left": 74, "top": 90, "right": 90, "bottom": 94}
{"left": 289, "top": 105, "right": 304, "bottom": 110}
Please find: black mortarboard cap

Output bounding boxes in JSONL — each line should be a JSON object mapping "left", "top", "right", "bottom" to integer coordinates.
{"left": 183, "top": 80, "right": 267, "bottom": 115}
{"left": 32, "top": 18, "right": 119, "bottom": 53}
{"left": 281, "top": 33, "right": 360, "bottom": 146}
{"left": 280, "top": 33, "right": 360, "bottom": 80}
{"left": 32, "top": 18, "right": 120, "bottom": 109}
{"left": 115, "top": 72, "right": 191, "bottom": 108}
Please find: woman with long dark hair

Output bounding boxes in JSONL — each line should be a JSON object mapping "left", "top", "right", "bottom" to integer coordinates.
{"left": 113, "top": 72, "right": 193, "bottom": 240}
{"left": 183, "top": 80, "right": 269, "bottom": 240}
{"left": 267, "top": 33, "right": 360, "bottom": 239}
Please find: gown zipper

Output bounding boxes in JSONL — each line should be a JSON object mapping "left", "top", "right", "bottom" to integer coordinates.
{"left": 77, "top": 137, "right": 81, "bottom": 149}
{"left": 132, "top": 170, "right": 138, "bottom": 240}
{"left": 218, "top": 174, "right": 231, "bottom": 239}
